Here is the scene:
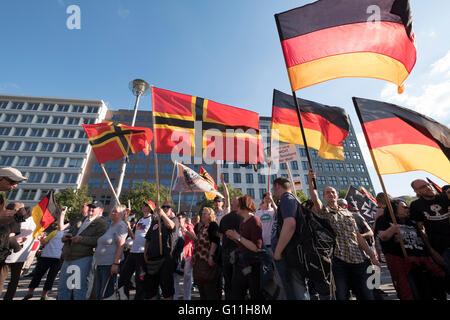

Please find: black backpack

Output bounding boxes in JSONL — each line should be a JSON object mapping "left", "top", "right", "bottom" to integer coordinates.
{"left": 279, "top": 200, "right": 336, "bottom": 295}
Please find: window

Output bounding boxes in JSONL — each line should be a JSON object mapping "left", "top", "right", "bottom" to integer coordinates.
{"left": 136, "top": 116, "right": 145, "bottom": 122}
{"left": 299, "top": 148, "right": 307, "bottom": 157}
{"left": 30, "top": 128, "right": 44, "bottom": 137}
{"left": 23, "top": 142, "right": 38, "bottom": 151}
{"left": 162, "top": 164, "right": 172, "bottom": 174}
{"left": 41, "top": 104, "right": 54, "bottom": 111}
{"left": 325, "top": 163, "right": 334, "bottom": 171}
{"left": 233, "top": 163, "right": 240, "bottom": 169}
{"left": 247, "top": 188, "right": 255, "bottom": 199}
{"left": 6, "top": 141, "right": 21, "bottom": 151}
{"left": 0, "top": 156, "right": 14, "bottom": 166}
{"left": 0, "top": 101, "right": 8, "bottom": 109}
{"left": 148, "top": 164, "right": 155, "bottom": 174}
{"left": 299, "top": 161, "right": 307, "bottom": 171}
{"left": 100, "top": 195, "right": 112, "bottom": 206}
{"left": 4, "top": 114, "right": 18, "bottom": 122}
{"left": 62, "top": 130, "right": 76, "bottom": 138}
{"left": 111, "top": 114, "right": 121, "bottom": 121}
{"left": 356, "top": 164, "right": 366, "bottom": 172}
{"left": 36, "top": 116, "right": 49, "bottom": 124}
{"left": 349, "top": 177, "right": 359, "bottom": 185}
{"left": 344, "top": 151, "right": 351, "bottom": 159}
{"left": 83, "top": 118, "right": 95, "bottom": 124}
{"left": 280, "top": 163, "right": 287, "bottom": 170}
{"left": 0, "top": 127, "right": 11, "bottom": 136}
{"left": 68, "top": 158, "right": 83, "bottom": 168}
{"left": 92, "top": 163, "right": 102, "bottom": 173}
{"left": 0, "top": 141, "right": 3, "bottom": 150}
{"left": 46, "top": 129, "right": 59, "bottom": 138}
{"left": 336, "top": 163, "right": 345, "bottom": 172}
{"left": 246, "top": 173, "right": 254, "bottom": 184}
{"left": 349, "top": 140, "right": 357, "bottom": 148}
{"left": 281, "top": 174, "right": 289, "bottom": 178}
{"left": 223, "top": 173, "right": 229, "bottom": 184}
{"left": 73, "top": 144, "right": 87, "bottom": 153}
{"left": 20, "top": 115, "right": 33, "bottom": 123}
{"left": 57, "top": 104, "right": 69, "bottom": 112}
{"left": 233, "top": 173, "right": 241, "bottom": 184}
{"left": 342, "top": 140, "right": 347, "bottom": 147}
{"left": 315, "top": 162, "right": 323, "bottom": 172}
{"left": 338, "top": 176, "right": 348, "bottom": 185}
{"left": 346, "top": 163, "right": 355, "bottom": 172}
{"left": 52, "top": 117, "right": 65, "bottom": 125}
{"left": 123, "top": 178, "right": 130, "bottom": 189}
{"left": 328, "top": 176, "right": 338, "bottom": 185}
{"left": 72, "top": 105, "right": 84, "bottom": 113}
{"left": 101, "top": 178, "right": 115, "bottom": 189}
{"left": 78, "top": 131, "right": 86, "bottom": 139}
{"left": 359, "top": 177, "right": 370, "bottom": 186}
{"left": 311, "top": 150, "right": 319, "bottom": 158}
{"left": 105, "top": 162, "right": 118, "bottom": 173}
{"left": 135, "top": 164, "right": 146, "bottom": 174}
{"left": 17, "top": 157, "right": 32, "bottom": 166}
{"left": 317, "top": 176, "right": 327, "bottom": 185}
{"left": 51, "top": 158, "right": 66, "bottom": 167}
{"left": 28, "top": 173, "right": 43, "bottom": 183}
{"left": 291, "top": 161, "right": 299, "bottom": 170}
{"left": 27, "top": 103, "right": 39, "bottom": 110}
{"left": 88, "top": 178, "right": 101, "bottom": 189}
{"left": 271, "top": 175, "right": 277, "bottom": 183}
{"left": 10, "top": 102, "right": 23, "bottom": 110}
{"left": 7, "top": 189, "right": 18, "bottom": 201}
{"left": 57, "top": 143, "right": 71, "bottom": 152}
{"left": 67, "top": 117, "right": 79, "bottom": 125}
{"left": 258, "top": 174, "right": 266, "bottom": 184}
{"left": 45, "top": 173, "right": 60, "bottom": 184}
{"left": 86, "top": 106, "right": 99, "bottom": 113}
{"left": 34, "top": 157, "right": 49, "bottom": 167}
{"left": 21, "top": 189, "right": 37, "bottom": 201}
{"left": 259, "top": 188, "right": 267, "bottom": 199}
{"left": 222, "top": 162, "right": 228, "bottom": 169}
{"left": 352, "top": 152, "right": 361, "bottom": 160}
{"left": 40, "top": 143, "right": 55, "bottom": 152}
{"left": 14, "top": 128, "right": 27, "bottom": 136}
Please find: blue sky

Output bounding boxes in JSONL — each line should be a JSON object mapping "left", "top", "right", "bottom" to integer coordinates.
{"left": 1, "top": 0, "right": 449, "bottom": 197}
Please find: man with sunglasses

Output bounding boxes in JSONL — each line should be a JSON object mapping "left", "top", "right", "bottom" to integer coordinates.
{"left": 410, "top": 179, "right": 450, "bottom": 293}
{"left": 0, "top": 167, "right": 27, "bottom": 227}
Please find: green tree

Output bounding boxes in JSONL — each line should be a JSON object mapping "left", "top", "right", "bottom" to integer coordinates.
{"left": 296, "top": 189, "right": 308, "bottom": 203}
{"left": 338, "top": 189, "right": 348, "bottom": 199}
{"left": 120, "top": 181, "right": 170, "bottom": 220}
{"left": 55, "top": 185, "right": 93, "bottom": 222}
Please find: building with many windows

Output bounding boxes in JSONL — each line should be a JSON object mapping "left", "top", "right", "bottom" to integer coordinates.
{"left": 0, "top": 95, "right": 107, "bottom": 207}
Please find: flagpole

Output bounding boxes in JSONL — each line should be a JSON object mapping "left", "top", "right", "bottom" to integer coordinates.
{"left": 292, "top": 91, "right": 317, "bottom": 190}
{"left": 286, "top": 162, "right": 299, "bottom": 201}
{"left": 115, "top": 79, "right": 150, "bottom": 206}
{"left": 100, "top": 163, "right": 121, "bottom": 205}
{"left": 177, "top": 192, "right": 181, "bottom": 214}
{"left": 353, "top": 100, "right": 408, "bottom": 258}
{"left": 168, "top": 162, "right": 176, "bottom": 200}
{"left": 151, "top": 86, "right": 163, "bottom": 255}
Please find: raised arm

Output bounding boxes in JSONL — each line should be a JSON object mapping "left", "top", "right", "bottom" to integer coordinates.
{"left": 57, "top": 207, "right": 70, "bottom": 231}
{"left": 221, "top": 173, "right": 230, "bottom": 211}
{"left": 308, "top": 169, "right": 323, "bottom": 212}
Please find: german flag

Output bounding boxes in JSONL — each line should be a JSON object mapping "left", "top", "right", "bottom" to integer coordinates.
{"left": 353, "top": 97, "right": 450, "bottom": 183}
{"left": 32, "top": 190, "right": 59, "bottom": 239}
{"left": 271, "top": 89, "right": 350, "bottom": 160}
{"left": 82, "top": 122, "right": 153, "bottom": 164}
{"left": 151, "top": 86, "right": 264, "bottom": 164}
{"left": 275, "top": 0, "right": 416, "bottom": 93}
{"left": 199, "top": 166, "right": 218, "bottom": 201}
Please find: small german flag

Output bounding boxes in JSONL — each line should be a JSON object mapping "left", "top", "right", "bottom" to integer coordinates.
{"left": 32, "top": 190, "right": 59, "bottom": 239}
{"left": 199, "top": 167, "right": 218, "bottom": 201}
{"left": 275, "top": 0, "right": 416, "bottom": 93}
{"left": 271, "top": 89, "right": 350, "bottom": 160}
{"left": 152, "top": 86, "right": 264, "bottom": 164}
{"left": 82, "top": 122, "right": 153, "bottom": 164}
{"left": 353, "top": 97, "right": 450, "bottom": 183}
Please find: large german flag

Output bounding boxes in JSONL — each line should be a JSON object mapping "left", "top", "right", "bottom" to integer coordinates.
{"left": 275, "top": 0, "right": 416, "bottom": 93}
{"left": 32, "top": 190, "right": 59, "bottom": 239}
{"left": 271, "top": 89, "right": 350, "bottom": 160}
{"left": 82, "top": 122, "right": 153, "bottom": 164}
{"left": 353, "top": 97, "right": 450, "bottom": 183}
{"left": 151, "top": 86, "right": 264, "bottom": 164}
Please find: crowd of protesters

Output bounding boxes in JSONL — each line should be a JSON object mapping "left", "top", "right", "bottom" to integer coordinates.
{"left": 0, "top": 165, "right": 449, "bottom": 300}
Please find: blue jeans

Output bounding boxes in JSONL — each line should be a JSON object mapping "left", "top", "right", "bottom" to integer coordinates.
{"left": 274, "top": 259, "right": 307, "bottom": 300}
{"left": 57, "top": 256, "right": 93, "bottom": 300}
{"left": 332, "top": 257, "right": 374, "bottom": 300}
{"left": 95, "top": 265, "right": 116, "bottom": 299}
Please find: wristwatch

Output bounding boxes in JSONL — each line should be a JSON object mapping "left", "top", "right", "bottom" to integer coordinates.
{"left": 237, "top": 236, "right": 241, "bottom": 242}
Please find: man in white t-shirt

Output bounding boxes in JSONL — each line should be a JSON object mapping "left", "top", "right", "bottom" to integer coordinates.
{"left": 213, "top": 173, "right": 230, "bottom": 226}
{"left": 255, "top": 192, "right": 277, "bottom": 249}
{"left": 118, "top": 200, "right": 155, "bottom": 300}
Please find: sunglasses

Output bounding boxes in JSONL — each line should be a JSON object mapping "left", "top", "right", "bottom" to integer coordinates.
{"left": 161, "top": 206, "right": 171, "bottom": 209}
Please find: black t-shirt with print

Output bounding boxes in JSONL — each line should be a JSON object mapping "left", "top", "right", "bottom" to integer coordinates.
{"left": 219, "top": 211, "right": 243, "bottom": 255}
{"left": 410, "top": 193, "right": 450, "bottom": 253}
{"left": 375, "top": 213, "right": 427, "bottom": 257}
{"left": 145, "top": 215, "right": 177, "bottom": 259}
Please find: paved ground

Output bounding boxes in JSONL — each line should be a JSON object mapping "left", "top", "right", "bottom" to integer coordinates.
{"left": 1, "top": 259, "right": 399, "bottom": 301}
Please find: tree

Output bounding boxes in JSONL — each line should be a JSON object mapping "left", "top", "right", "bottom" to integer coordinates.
{"left": 296, "top": 189, "right": 308, "bottom": 203}
{"left": 339, "top": 189, "right": 348, "bottom": 199}
{"left": 55, "top": 186, "right": 92, "bottom": 222}
{"left": 120, "top": 181, "right": 170, "bottom": 221}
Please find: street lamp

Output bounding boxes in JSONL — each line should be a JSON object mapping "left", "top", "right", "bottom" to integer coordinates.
{"left": 114, "top": 79, "right": 150, "bottom": 204}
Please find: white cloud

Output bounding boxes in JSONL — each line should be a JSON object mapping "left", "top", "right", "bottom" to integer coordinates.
{"left": 0, "top": 82, "right": 20, "bottom": 93}
{"left": 431, "top": 50, "right": 450, "bottom": 77}
{"left": 118, "top": 8, "right": 130, "bottom": 19}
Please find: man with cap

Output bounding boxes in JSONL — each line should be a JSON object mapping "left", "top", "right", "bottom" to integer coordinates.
{"left": 117, "top": 200, "right": 155, "bottom": 299}
{"left": 57, "top": 201, "right": 108, "bottom": 300}
{"left": 213, "top": 173, "right": 230, "bottom": 226}
{"left": 0, "top": 167, "right": 27, "bottom": 227}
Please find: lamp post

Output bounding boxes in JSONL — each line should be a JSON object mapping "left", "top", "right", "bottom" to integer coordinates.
{"left": 114, "top": 79, "right": 150, "bottom": 205}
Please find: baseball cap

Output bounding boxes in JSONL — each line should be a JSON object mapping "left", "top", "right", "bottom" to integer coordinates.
{"left": 88, "top": 201, "right": 104, "bottom": 209}
{"left": 0, "top": 167, "right": 27, "bottom": 182}
{"left": 143, "top": 200, "right": 156, "bottom": 211}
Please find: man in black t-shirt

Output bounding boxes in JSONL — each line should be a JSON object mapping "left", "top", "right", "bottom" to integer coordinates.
{"left": 144, "top": 205, "right": 176, "bottom": 300}
{"left": 219, "top": 197, "right": 242, "bottom": 300}
{"left": 410, "top": 179, "right": 450, "bottom": 291}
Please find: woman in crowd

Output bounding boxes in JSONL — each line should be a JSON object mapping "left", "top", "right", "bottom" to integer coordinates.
{"left": 375, "top": 199, "right": 446, "bottom": 300}
{"left": 186, "top": 207, "right": 220, "bottom": 300}
{"left": 226, "top": 194, "right": 263, "bottom": 300}
{"left": 254, "top": 192, "right": 277, "bottom": 251}
{"left": 94, "top": 204, "right": 128, "bottom": 299}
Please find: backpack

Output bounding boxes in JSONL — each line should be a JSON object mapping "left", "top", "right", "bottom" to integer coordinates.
{"left": 278, "top": 200, "right": 336, "bottom": 295}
